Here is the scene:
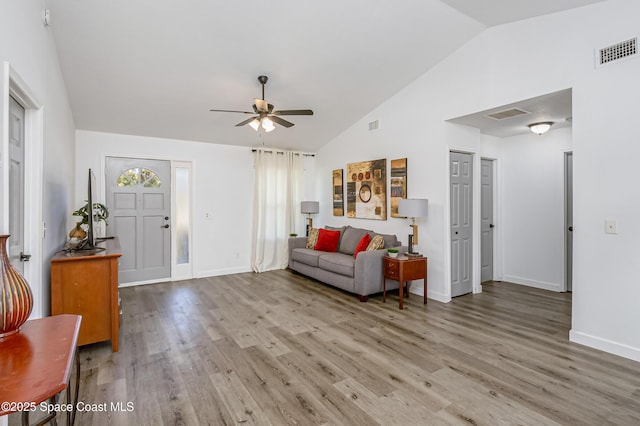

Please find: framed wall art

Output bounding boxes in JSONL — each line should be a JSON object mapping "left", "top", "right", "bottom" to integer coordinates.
{"left": 332, "top": 169, "right": 344, "bottom": 216}
{"left": 346, "top": 158, "right": 387, "bottom": 220}
{"left": 390, "top": 158, "right": 407, "bottom": 218}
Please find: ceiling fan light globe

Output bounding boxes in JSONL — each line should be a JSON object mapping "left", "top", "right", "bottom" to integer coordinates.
{"left": 249, "top": 119, "right": 260, "bottom": 131}
{"left": 262, "top": 117, "right": 275, "bottom": 132}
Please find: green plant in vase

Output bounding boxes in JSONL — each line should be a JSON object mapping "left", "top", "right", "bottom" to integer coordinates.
{"left": 71, "top": 201, "right": 109, "bottom": 238}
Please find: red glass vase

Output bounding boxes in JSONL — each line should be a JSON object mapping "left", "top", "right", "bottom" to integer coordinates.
{"left": 0, "top": 235, "right": 33, "bottom": 337}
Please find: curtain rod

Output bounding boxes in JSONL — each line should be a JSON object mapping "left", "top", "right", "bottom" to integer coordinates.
{"left": 251, "top": 149, "right": 315, "bottom": 157}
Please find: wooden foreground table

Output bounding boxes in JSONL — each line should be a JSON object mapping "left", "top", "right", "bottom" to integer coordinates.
{"left": 0, "top": 314, "right": 81, "bottom": 425}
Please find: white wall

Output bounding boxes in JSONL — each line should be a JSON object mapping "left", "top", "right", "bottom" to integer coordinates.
{"left": 76, "top": 130, "right": 316, "bottom": 278}
{"left": 0, "top": 0, "right": 76, "bottom": 320}
{"left": 482, "top": 127, "right": 573, "bottom": 291}
{"left": 317, "top": 0, "right": 640, "bottom": 361}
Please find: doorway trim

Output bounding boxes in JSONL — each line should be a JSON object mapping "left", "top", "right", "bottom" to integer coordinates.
{"left": 445, "top": 146, "right": 481, "bottom": 301}
{"left": 1, "top": 62, "right": 44, "bottom": 317}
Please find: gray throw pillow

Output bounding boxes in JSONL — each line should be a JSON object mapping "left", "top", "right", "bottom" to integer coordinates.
{"left": 339, "top": 227, "right": 370, "bottom": 255}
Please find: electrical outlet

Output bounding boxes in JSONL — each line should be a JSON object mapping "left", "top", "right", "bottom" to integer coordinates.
{"left": 204, "top": 212, "right": 213, "bottom": 220}
{"left": 605, "top": 219, "right": 617, "bottom": 234}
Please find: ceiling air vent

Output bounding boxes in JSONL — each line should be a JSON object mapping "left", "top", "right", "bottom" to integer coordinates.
{"left": 486, "top": 108, "right": 529, "bottom": 120}
{"left": 368, "top": 120, "right": 379, "bottom": 131}
{"left": 597, "top": 37, "right": 637, "bottom": 67}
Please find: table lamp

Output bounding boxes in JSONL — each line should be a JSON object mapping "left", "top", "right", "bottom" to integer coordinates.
{"left": 398, "top": 198, "right": 428, "bottom": 255}
{"left": 301, "top": 201, "right": 319, "bottom": 236}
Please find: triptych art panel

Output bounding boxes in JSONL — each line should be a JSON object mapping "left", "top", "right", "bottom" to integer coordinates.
{"left": 332, "top": 169, "right": 344, "bottom": 216}
{"left": 390, "top": 158, "right": 407, "bottom": 218}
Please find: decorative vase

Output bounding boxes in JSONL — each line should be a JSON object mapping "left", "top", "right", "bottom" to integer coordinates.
{"left": 0, "top": 235, "right": 33, "bottom": 338}
{"left": 69, "top": 222, "right": 87, "bottom": 239}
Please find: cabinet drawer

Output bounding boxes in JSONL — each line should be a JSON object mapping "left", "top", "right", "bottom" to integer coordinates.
{"left": 385, "top": 269, "right": 399, "bottom": 279}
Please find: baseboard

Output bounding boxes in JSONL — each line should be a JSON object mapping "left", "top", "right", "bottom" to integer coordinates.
{"left": 196, "top": 266, "right": 253, "bottom": 278}
{"left": 119, "top": 277, "right": 171, "bottom": 288}
{"left": 501, "top": 275, "right": 562, "bottom": 292}
{"left": 570, "top": 329, "right": 640, "bottom": 362}
{"left": 408, "top": 286, "right": 450, "bottom": 303}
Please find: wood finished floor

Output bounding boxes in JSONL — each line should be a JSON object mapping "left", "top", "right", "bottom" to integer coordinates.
{"left": 11, "top": 271, "right": 640, "bottom": 425}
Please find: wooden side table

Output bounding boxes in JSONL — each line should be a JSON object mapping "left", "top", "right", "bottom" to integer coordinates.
{"left": 383, "top": 255, "right": 428, "bottom": 309}
{"left": 0, "top": 314, "right": 81, "bottom": 425}
{"left": 51, "top": 238, "right": 122, "bottom": 352}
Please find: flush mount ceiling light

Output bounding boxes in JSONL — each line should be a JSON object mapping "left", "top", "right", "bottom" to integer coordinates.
{"left": 528, "top": 121, "right": 553, "bottom": 135}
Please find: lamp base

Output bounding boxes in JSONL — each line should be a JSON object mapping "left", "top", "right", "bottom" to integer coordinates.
{"left": 407, "top": 234, "right": 421, "bottom": 256}
{"left": 306, "top": 217, "right": 313, "bottom": 236}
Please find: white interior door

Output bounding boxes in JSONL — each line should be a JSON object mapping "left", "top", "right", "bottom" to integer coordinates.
{"left": 8, "top": 96, "right": 25, "bottom": 274}
{"left": 481, "top": 158, "right": 494, "bottom": 283}
{"left": 3, "top": 64, "right": 44, "bottom": 320}
{"left": 106, "top": 157, "right": 171, "bottom": 284}
{"left": 451, "top": 151, "right": 473, "bottom": 297}
{"left": 565, "top": 152, "right": 573, "bottom": 292}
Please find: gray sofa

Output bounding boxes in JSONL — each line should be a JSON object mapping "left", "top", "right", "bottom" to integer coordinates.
{"left": 288, "top": 225, "right": 405, "bottom": 301}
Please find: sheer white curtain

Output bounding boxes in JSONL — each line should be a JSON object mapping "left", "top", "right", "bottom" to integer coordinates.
{"left": 252, "top": 149, "right": 304, "bottom": 272}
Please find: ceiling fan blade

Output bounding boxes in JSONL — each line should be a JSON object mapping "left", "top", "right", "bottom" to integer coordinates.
{"left": 270, "top": 115, "right": 295, "bottom": 128}
{"left": 254, "top": 98, "right": 269, "bottom": 112}
{"left": 235, "top": 116, "right": 258, "bottom": 127}
{"left": 272, "top": 109, "right": 314, "bottom": 116}
{"left": 209, "top": 109, "right": 255, "bottom": 114}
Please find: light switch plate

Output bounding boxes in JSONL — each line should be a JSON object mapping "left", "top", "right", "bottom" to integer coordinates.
{"left": 605, "top": 219, "right": 617, "bottom": 234}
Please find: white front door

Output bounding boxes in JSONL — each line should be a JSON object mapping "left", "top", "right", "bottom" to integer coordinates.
{"left": 8, "top": 96, "right": 26, "bottom": 273}
{"left": 106, "top": 157, "right": 171, "bottom": 284}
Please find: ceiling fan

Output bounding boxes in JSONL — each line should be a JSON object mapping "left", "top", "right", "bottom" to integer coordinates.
{"left": 209, "top": 75, "right": 314, "bottom": 132}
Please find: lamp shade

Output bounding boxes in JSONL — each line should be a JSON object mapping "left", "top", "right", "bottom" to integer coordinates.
{"left": 398, "top": 198, "right": 428, "bottom": 218}
{"left": 301, "top": 201, "right": 319, "bottom": 214}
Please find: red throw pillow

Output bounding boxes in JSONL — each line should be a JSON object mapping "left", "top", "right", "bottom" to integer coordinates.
{"left": 314, "top": 229, "right": 341, "bottom": 252}
{"left": 353, "top": 233, "right": 371, "bottom": 258}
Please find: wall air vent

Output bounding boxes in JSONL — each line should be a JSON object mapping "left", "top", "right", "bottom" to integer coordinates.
{"left": 368, "top": 120, "right": 379, "bottom": 131}
{"left": 597, "top": 37, "right": 637, "bottom": 67}
{"left": 486, "top": 108, "right": 529, "bottom": 120}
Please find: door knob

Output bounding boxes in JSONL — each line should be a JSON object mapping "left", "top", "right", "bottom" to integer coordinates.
{"left": 20, "top": 252, "right": 31, "bottom": 262}
{"left": 455, "top": 231, "right": 459, "bottom": 235}
{"left": 162, "top": 224, "right": 169, "bottom": 229}
{"left": 489, "top": 224, "right": 495, "bottom": 228}
{"left": 165, "top": 216, "right": 169, "bottom": 220}
{"left": 568, "top": 226, "right": 573, "bottom": 232}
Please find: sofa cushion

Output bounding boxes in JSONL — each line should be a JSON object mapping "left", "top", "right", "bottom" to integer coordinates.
{"left": 379, "top": 233, "right": 399, "bottom": 248}
{"left": 291, "top": 248, "right": 324, "bottom": 267}
{"left": 354, "top": 233, "right": 371, "bottom": 258}
{"left": 306, "top": 228, "right": 319, "bottom": 249}
{"left": 318, "top": 253, "right": 355, "bottom": 277}
{"left": 339, "top": 226, "right": 370, "bottom": 255}
{"left": 314, "top": 229, "right": 341, "bottom": 252}
{"left": 366, "top": 234, "right": 385, "bottom": 251}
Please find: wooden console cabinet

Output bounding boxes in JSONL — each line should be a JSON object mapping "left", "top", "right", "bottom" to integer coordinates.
{"left": 51, "top": 238, "right": 122, "bottom": 352}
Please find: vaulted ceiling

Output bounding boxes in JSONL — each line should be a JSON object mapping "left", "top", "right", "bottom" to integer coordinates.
{"left": 46, "top": 0, "right": 604, "bottom": 152}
